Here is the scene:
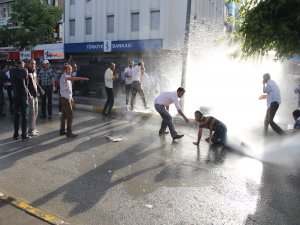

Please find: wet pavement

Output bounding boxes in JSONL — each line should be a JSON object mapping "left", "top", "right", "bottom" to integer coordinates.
{"left": 0, "top": 107, "right": 300, "bottom": 225}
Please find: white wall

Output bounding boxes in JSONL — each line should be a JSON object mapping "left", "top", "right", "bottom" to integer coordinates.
{"left": 64, "top": 0, "right": 224, "bottom": 51}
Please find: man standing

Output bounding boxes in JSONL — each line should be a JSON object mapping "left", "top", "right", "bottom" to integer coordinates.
{"left": 60, "top": 64, "right": 89, "bottom": 138}
{"left": 124, "top": 60, "right": 134, "bottom": 108}
{"left": 130, "top": 60, "right": 149, "bottom": 111}
{"left": 27, "top": 59, "right": 45, "bottom": 136}
{"left": 259, "top": 73, "right": 286, "bottom": 136}
{"left": 38, "top": 59, "right": 55, "bottom": 119}
{"left": 154, "top": 87, "right": 190, "bottom": 141}
{"left": 102, "top": 62, "right": 118, "bottom": 116}
{"left": 10, "top": 60, "right": 31, "bottom": 140}
{"left": 0, "top": 65, "right": 7, "bottom": 117}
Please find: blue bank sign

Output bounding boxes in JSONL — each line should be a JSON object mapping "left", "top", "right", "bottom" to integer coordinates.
{"left": 64, "top": 39, "right": 163, "bottom": 53}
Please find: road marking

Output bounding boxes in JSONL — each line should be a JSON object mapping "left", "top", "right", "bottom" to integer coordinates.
{"left": 0, "top": 191, "right": 67, "bottom": 225}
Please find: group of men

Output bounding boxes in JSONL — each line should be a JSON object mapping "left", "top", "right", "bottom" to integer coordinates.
{"left": 0, "top": 59, "right": 88, "bottom": 140}
{"left": 102, "top": 60, "right": 150, "bottom": 116}
{"left": 2, "top": 57, "right": 299, "bottom": 145}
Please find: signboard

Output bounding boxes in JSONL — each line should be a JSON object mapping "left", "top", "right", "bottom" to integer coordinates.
{"left": 20, "top": 50, "right": 31, "bottom": 60}
{"left": 64, "top": 39, "right": 163, "bottom": 53}
{"left": 0, "top": 52, "right": 9, "bottom": 60}
{"left": 44, "top": 49, "right": 64, "bottom": 60}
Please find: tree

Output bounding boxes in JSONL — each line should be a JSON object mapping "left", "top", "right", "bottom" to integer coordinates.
{"left": 0, "top": 0, "right": 62, "bottom": 50}
{"left": 233, "top": 0, "right": 300, "bottom": 60}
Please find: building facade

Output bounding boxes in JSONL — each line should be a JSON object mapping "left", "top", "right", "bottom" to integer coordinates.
{"left": 64, "top": 0, "right": 225, "bottom": 74}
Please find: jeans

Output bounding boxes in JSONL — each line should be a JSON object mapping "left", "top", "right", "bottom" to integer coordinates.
{"left": 28, "top": 97, "right": 38, "bottom": 134}
{"left": 211, "top": 122, "right": 227, "bottom": 145}
{"left": 13, "top": 95, "right": 28, "bottom": 137}
{"left": 155, "top": 104, "right": 177, "bottom": 138}
{"left": 130, "top": 81, "right": 147, "bottom": 109}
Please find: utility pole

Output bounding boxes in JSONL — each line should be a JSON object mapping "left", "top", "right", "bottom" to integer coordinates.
{"left": 180, "top": 0, "right": 192, "bottom": 110}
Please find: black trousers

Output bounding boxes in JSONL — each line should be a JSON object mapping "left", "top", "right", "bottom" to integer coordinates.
{"left": 264, "top": 101, "right": 286, "bottom": 135}
{"left": 13, "top": 95, "right": 28, "bottom": 137}
{"left": 41, "top": 85, "right": 53, "bottom": 117}
{"left": 103, "top": 87, "right": 114, "bottom": 114}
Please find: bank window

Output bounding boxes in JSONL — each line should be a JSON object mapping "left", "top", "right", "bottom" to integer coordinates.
{"left": 70, "top": 0, "right": 75, "bottom": 5}
{"left": 131, "top": 12, "right": 139, "bottom": 32}
{"left": 107, "top": 15, "right": 114, "bottom": 33}
{"left": 86, "top": 18, "right": 92, "bottom": 35}
{"left": 151, "top": 10, "right": 160, "bottom": 30}
{"left": 70, "top": 19, "right": 75, "bottom": 36}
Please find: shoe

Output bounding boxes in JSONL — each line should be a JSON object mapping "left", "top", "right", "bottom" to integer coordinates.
{"left": 22, "top": 135, "right": 31, "bottom": 141}
{"left": 66, "top": 133, "right": 78, "bottom": 138}
{"left": 28, "top": 132, "right": 38, "bottom": 137}
{"left": 13, "top": 134, "right": 19, "bottom": 140}
{"left": 48, "top": 116, "right": 52, "bottom": 120}
{"left": 159, "top": 131, "right": 169, "bottom": 136}
{"left": 57, "top": 112, "right": 62, "bottom": 116}
{"left": 173, "top": 134, "right": 184, "bottom": 141}
{"left": 129, "top": 106, "right": 134, "bottom": 111}
{"left": 144, "top": 105, "right": 150, "bottom": 110}
{"left": 60, "top": 131, "right": 67, "bottom": 135}
{"left": 33, "top": 129, "right": 39, "bottom": 133}
{"left": 102, "top": 112, "right": 107, "bottom": 116}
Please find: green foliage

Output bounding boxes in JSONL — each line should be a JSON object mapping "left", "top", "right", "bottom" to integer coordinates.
{"left": 235, "top": 0, "right": 300, "bottom": 60}
{"left": 0, "top": 0, "right": 62, "bottom": 50}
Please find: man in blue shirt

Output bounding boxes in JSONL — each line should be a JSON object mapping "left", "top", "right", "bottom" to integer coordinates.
{"left": 259, "top": 73, "right": 286, "bottom": 136}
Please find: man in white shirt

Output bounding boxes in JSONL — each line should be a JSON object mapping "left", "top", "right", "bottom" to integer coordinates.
{"left": 259, "top": 73, "right": 286, "bottom": 136}
{"left": 60, "top": 64, "right": 89, "bottom": 138}
{"left": 130, "top": 60, "right": 149, "bottom": 110}
{"left": 124, "top": 60, "right": 134, "bottom": 107}
{"left": 103, "top": 62, "right": 118, "bottom": 116}
{"left": 154, "top": 87, "right": 190, "bottom": 141}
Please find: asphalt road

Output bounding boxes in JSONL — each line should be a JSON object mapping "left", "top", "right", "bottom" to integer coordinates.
{"left": 0, "top": 109, "right": 300, "bottom": 225}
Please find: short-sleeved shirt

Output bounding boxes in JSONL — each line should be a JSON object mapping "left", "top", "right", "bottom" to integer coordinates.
{"left": 38, "top": 68, "right": 54, "bottom": 87}
{"left": 60, "top": 73, "right": 72, "bottom": 100}
{"left": 10, "top": 67, "right": 28, "bottom": 97}
{"left": 104, "top": 68, "right": 114, "bottom": 88}
{"left": 263, "top": 79, "right": 281, "bottom": 107}
{"left": 124, "top": 67, "right": 134, "bottom": 85}
{"left": 154, "top": 91, "right": 181, "bottom": 111}
{"left": 131, "top": 65, "right": 143, "bottom": 82}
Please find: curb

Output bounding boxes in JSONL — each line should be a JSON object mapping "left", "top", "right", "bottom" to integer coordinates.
{"left": 0, "top": 191, "right": 67, "bottom": 225}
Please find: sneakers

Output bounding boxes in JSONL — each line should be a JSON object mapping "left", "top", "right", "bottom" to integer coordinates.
{"left": 66, "top": 133, "right": 78, "bottom": 138}
{"left": 28, "top": 132, "right": 38, "bottom": 137}
{"left": 173, "top": 134, "right": 184, "bottom": 141}
{"left": 159, "top": 131, "right": 169, "bottom": 136}
{"left": 57, "top": 112, "right": 62, "bottom": 116}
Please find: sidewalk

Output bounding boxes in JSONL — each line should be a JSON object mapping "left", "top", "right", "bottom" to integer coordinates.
{"left": 0, "top": 192, "right": 65, "bottom": 225}
{"left": 0, "top": 199, "right": 52, "bottom": 225}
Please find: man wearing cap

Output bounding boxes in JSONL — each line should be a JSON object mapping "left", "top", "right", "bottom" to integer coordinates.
{"left": 38, "top": 59, "right": 55, "bottom": 119}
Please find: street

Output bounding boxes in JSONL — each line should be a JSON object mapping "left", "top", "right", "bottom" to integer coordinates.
{"left": 0, "top": 109, "right": 300, "bottom": 225}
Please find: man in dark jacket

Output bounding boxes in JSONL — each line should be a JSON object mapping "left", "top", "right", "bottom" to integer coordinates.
{"left": 10, "top": 60, "right": 31, "bottom": 140}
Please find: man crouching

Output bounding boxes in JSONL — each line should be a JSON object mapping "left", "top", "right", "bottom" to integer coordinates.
{"left": 193, "top": 110, "right": 227, "bottom": 147}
